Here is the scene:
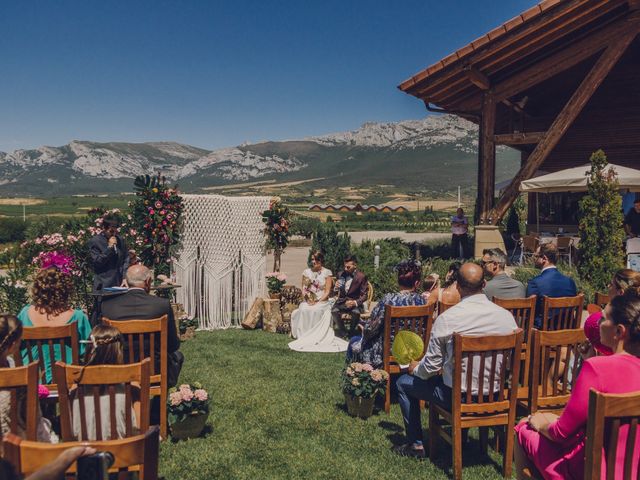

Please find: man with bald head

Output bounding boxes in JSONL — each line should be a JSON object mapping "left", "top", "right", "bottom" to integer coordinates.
{"left": 101, "top": 264, "right": 182, "bottom": 386}
{"left": 393, "top": 262, "right": 518, "bottom": 459}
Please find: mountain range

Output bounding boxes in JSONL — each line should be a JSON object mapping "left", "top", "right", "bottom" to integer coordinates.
{"left": 0, "top": 115, "right": 519, "bottom": 195}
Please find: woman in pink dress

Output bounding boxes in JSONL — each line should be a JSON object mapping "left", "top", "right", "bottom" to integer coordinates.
{"left": 514, "top": 289, "right": 640, "bottom": 479}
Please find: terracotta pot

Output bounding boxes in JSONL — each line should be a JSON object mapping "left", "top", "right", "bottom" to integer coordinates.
{"left": 345, "top": 394, "right": 375, "bottom": 419}
{"left": 170, "top": 412, "right": 209, "bottom": 440}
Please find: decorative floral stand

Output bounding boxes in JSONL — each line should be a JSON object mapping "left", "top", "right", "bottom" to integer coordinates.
{"left": 345, "top": 394, "right": 375, "bottom": 419}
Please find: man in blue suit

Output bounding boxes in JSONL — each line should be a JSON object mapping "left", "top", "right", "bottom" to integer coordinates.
{"left": 526, "top": 243, "right": 577, "bottom": 328}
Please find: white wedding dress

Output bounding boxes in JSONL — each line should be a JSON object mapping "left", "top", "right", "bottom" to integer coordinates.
{"left": 288, "top": 267, "right": 348, "bottom": 353}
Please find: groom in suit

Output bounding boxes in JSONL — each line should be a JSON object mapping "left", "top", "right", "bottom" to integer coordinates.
{"left": 88, "top": 214, "right": 129, "bottom": 293}
{"left": 332, "top": 255, "right": 369, "bottom": 338}
{"left": 526, "top": 243, "right": 577, "bottom": 328}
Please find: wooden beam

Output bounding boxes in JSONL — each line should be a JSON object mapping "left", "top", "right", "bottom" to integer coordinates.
{"left": 492, "top": 17, "right": 638, "bottom": 102}
{"left": 487, "top": 29, "right": 638, "bottom": 224}
{"left": 465, "top": 66, "right": 490, "bottom": 90}
{"left": 478, "top": 93, "right": 497, "bottom": 222}
{"left": 494, "top": 131, "right": 545, "bottom": 145}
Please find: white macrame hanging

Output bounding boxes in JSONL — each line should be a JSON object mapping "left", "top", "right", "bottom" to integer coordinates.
{"left": 172, "top": 194, "right": 270, "bottom": 330}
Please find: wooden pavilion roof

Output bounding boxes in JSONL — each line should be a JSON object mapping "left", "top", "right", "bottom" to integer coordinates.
{"left": 398, "top": 0, "right": 638, "bottom": 113}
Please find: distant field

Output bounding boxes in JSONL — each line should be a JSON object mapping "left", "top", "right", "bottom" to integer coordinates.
{"left": 0, "top": 195, "right": 131, "bottom": 218}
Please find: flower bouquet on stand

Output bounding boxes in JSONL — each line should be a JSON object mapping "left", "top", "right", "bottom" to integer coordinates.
{"left": 341, "top": 362, "right": 389, "bottom": 419}
{"left": 168, "top": 383, "right": 210, "bottom": 440}
{"left": 265, "top": 272, "right": 287, "bottom": 299}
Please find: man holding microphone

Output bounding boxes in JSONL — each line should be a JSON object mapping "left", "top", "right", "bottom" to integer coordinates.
{"left": 88, "top": 214, "right": 129, "bottom": 293}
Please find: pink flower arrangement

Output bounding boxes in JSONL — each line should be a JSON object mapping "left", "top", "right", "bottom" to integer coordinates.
{"left": 265, "top": 272, "right": 287, "bottom": 294}
{"left": 342, "top": 362, "right": 389, "bottom": 399}
{"left": 35, "top": 251, "right": 78, "bottom": 276}
{"left": 167, "top": 382, "right": 210, "bottom": 424}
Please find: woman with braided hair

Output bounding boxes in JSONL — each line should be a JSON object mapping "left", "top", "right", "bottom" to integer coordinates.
{"left": 18, "top": 264, "right": 91, "bottom": 384}
{"left": 0, "top": 314, "right": 57, "bottom": 454}
{"left": 70, "top": 324, "right": 139, "bottom": 440}
{"left": 515, "top": 287, "right": 640, "bottom": 479}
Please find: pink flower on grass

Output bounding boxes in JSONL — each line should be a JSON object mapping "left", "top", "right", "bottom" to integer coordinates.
{"left": 362, "top": 363, "right": 374, "bottom": 372}
{"left": 194, "top": 389, "right": 208, "bottom": 401}
{"left": 179, "top": 385, "right": 194, "bottom": 402}
{"left": 169, "top": 391, "right": 183, "bottom": 406}
{"left": 353, "top": 363, "right": 363, "bottom": 373}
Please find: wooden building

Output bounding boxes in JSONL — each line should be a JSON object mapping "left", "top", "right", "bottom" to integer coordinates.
{"left": 399, "top": 0, "right": 640, "bottom": 240}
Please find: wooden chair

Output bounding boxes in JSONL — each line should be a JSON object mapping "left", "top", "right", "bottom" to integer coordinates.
{"left": 437, "top": 300, "right": 457, "bottom": 316}
{"left": 556, "top": 236, "right": 574, "bottom": 266}
{"left": 20, "top": 324, "right": 79, "bottom": 389}
{"left": 493, "top": 296, "right": 536, "bottom": 391}
{"left": 540, "top": 294, "right": 584, "bottom": 331}
{"left": 585, "top": 389, "right": 640, "bottom": 480}
{"left": 0, "top": 362, "right": 39, "bottom": 441}
{"left": 382, "top": 304, "right": 436, "bottom": 414}
{"left": 520, "top": 328, "right": 586, "bottom": 415}
{"left": 102, "top": 315, "right": 168, "bottom": 439}
{"left": 341, "top": 281, "right": 374, "bottom": 323}
{"left": 54, "top": 359, "right": 151, "bottom": 441}
{"left": 429, "top": 329, "right": 523, "bottom": 480}
{"left": 3, "top": 425, "right": 160, "bottom": 479}
{"left": 522, "top": 235, "right": 539, "bottom": 261}
{"left": 595, "top": 292, "right": 610, "bottom": 310}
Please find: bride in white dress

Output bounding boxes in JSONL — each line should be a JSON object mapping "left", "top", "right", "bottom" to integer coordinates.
{"left": 288, "top": 251, "right": 348, "bottom": 353}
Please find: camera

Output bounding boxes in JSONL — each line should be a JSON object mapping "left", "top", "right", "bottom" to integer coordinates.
{"left": 77, "top": 451, "right": 114, "bottom": 480}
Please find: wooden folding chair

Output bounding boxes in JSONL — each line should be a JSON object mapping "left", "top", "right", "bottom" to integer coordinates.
{"left": 54, "top": 359, "right": 150, "bottom": 441}
{"left": 493, "top": 296, "right": 536, "bottom": 392}
{"left": 0, "top": 362, "right": 39, "bottom": 441}
{"left": 102, "top": 316, "right": 168, "bottom": 439}
{"left": 382, "top": 304, "right": 435, "bottom": 414}
{"left": 520, "top": 328, "right": 585, "bottom": 415}
{"left": 437, "top": 300, "right": 457, "bottom": 316}
{"left": 521, "top": 235, "right": 539, "bottom": 261}
{"left": 3, "top": 425, "right": 160, "bottom": 480}
{"left": 595, "top": 292, "right": 610, "bottom": 310}
{"left": 429, "top": 329, "right": 523, "bottom": 480}
{"left": 20, "top": 324, "right": 79, "bottom": 389}
{"left": 585, "top": 389, "right": 640, "bottom": 480}
{"left": 540, "top": 294, "right": 584, "bottom": 331}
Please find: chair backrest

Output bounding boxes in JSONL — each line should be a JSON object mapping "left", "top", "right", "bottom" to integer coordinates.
{"left": 383, "top": 304, "right": 436, "bottom": 370}
{"left": 102, "top": 316, "right": 167, "bottom": 380}
{"left": 493, "top": 296, "right": 536, "bottom": 345}
{"left": 595, "top": 292, "right": 610, "bottom": 310}
{"left": 452, "top": 329, "right": 523, "bottom": 418}
{"left": 0, "top": 362, "right": 39, "bottom": 441}
{"left": 528, "top": 328, "right": 586, "bottom": 414}
{"left": 437, "top": 300, "right": 456, "bottom": 315}
{"left": 20, "top": 324, "right": 79, "bottom": 385}
{"left": 585, "top": 389, "right": 640, "bottom": 480}
{"left": 54, "top": 359, "right": 151, "bottom": 441}
{"left": 556, "top": 237, "right": 573, "bottom": 249}
{"left": 3, "top": 425, "right": 160, "bottom": 479}
{"left": 541, "top": 294, "right": 584, "bottom": 331}
{"left": 522, "top": 235, "right": 539, "bottom": 253}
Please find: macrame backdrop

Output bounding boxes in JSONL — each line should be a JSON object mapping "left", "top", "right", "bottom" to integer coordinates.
{"left": 172, "top": 194, "right": 270, "bottom": 330}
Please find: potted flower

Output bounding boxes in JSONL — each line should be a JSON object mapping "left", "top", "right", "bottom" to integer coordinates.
{"left": 168, "top": 383, "right": 210, "bottom": 440}
{"left": 341, "top": 362, "right": 389, "bottom": 419}
{"left": 265, "top": 272, "right": 287, "bottom": 299}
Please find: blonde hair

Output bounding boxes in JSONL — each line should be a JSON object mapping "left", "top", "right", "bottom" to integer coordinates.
{"left": 612, "top": 269, "right": 640, "bottom": 294}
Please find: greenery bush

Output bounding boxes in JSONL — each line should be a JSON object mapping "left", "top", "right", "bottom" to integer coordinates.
{"left": 577, "top": 150, "right": 625, "bottom": 291}
{"left": 0, "top": 218, "right": 29, "bottom": 244}
{"left": 289, "top": 214, "right": 321, "bottom": 239}
{"left": 351, "top": 238, "right": 410, "bottom": 300}
{"left": 309, "top": 223, "right": 351, "bottom": 275}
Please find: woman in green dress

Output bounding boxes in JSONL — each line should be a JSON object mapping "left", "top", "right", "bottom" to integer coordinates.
{"left": 18, "top": 263, "right": 91, "bottom": 384}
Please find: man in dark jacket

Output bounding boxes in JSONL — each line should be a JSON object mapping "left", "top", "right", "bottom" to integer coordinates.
{"left": 88, "top": 214, "right": 129, "bottom": 292}
{"left": 331, "top": 255, "right": 369, "bottom": 338}
{"left": 101, "top": 264, "right": 183, "bottom": 387}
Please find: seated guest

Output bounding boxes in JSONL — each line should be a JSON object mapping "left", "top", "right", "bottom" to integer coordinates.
{"left": 515, "top": 289, "right": 640, "bottom": 479}
{"left": 393, "top": 263, "right": 517, "bottom": 458}
{"left": 18, "top": 265, "right": 91, "bottom": 384}
{"left": 420, "top": 273, "right": 440, "bottom": 306}
{"left": 0, "top": 314, "right": 57, "bottom": 454}
{"left": 101, "top": 264, "right": 183, "bottom": 387}
{"left": 72, "top": 325, "right": 138, "bottom": 440}
{"left": 526, "top": 243, "right": 577, "bottom": 327}
{"left": 482, "top": 248, "right": 526, "bottom": 300}
{"left": 331, "top": 255, "right": 369, "bottom": 338}
{"left": 348, "top": 260, "right": 424, "bottom": 368}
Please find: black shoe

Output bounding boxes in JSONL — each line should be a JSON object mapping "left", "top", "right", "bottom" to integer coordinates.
{"left": 392, "top": 443, "right": 426, "bottom": 460}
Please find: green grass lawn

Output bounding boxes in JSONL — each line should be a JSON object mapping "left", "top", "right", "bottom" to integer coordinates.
{"left": 160, "top": 330, "right": 508, "bottom": 479}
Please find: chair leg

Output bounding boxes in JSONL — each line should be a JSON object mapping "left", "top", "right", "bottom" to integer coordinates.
{"left": 452, "top": 425, "right": 463, "bottom": 480}
{"left": 503, "top": 425, "right": 514, "bottom": 479}
{"left": 160, "top": 393, "right": 168, "bottom": 439}
{"left": 428, "top": 404, "right": 438, "bottom": 458}
{"left": 385, "top": 375, "right": 391, "bottom": 414}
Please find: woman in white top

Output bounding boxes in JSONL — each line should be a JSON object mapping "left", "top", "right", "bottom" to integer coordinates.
{"left": 289, "top": 251, "right": 348, "bottom": 353}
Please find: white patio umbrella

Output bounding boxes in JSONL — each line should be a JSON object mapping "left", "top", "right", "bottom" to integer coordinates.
{"left": 520, "top": 163, "right": 640, "bottom": 193}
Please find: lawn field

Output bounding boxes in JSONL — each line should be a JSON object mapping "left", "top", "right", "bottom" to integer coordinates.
{"left": 161, "top": 329, "right": 507, "bottom": 480}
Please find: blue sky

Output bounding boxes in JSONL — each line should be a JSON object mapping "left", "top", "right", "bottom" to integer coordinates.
{"left": 0, "top": 0, "right": 535, "bottom": 152}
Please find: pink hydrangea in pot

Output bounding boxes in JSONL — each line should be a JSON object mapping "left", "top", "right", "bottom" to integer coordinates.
{"left": 167, "top": 382, "right": 210, "bottom": 440}
{"left": 341, "top": 362, "right": 389, "bottom": 419}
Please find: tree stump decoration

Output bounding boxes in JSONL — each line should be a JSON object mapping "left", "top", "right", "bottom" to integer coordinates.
{"left": 241, "top": 297, "right": 264, "bottom": 330}
{"left": 262, "top": 299, "right": 283, "bottom": 333}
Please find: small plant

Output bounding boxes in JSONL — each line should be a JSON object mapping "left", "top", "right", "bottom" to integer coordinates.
{"left": 341, "top": 362, "right": 389, "bottom": 399}
{"left": 265, "top": 272, "right": 287, "bottom": 294}
{"left": 167, "top": 383, "right": 210, "bottom": 424}
{"left": 179, "top": 316, "right": 199, "bottom": 335}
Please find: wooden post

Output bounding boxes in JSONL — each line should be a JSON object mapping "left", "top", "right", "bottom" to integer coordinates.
{"left": 477, "top": 92, "right": 496, "bottom": 223}
{"left": 488, "top": 30, "right": 637, "bottom": 224}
